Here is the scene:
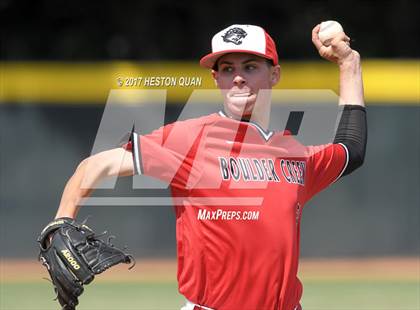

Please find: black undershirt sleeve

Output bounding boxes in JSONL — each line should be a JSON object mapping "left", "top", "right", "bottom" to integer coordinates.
{"left": 118, "top": 127, "right": 142, "bottom": 175}
{"left": 333, "top": 105, "right": 367, "bottom": 176}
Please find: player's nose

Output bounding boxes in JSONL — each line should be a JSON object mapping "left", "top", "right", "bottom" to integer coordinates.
{"left": 232, "top": 74, "right": 246, "bottom": 86}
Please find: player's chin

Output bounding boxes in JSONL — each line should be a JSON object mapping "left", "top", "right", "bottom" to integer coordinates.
{"left": 225, "top": 95, "right": 257, "bottom": 119}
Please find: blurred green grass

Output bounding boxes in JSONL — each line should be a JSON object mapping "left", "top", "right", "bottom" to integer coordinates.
{"left": 0, "top": 282, "right": 183, "bottom": 310}
{"left": 1, "top": 280, "right": 419, "bottom": 310}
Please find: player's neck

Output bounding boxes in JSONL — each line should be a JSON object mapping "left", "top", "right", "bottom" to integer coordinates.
{"left": 222, "top": 109, "right": 270, "bottom": 131}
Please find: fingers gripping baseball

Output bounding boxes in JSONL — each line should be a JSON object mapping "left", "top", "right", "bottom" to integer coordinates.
{"left": 312, "top": 23, "right": 357, "bottom": 65}
{"left": 320, "top": 33, "right": 352, "bottom": 63}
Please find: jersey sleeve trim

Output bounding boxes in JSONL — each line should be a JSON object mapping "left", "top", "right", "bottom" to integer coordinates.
{"left": 132, "top": 132, "right": 143, "bottom": 175}
{"left": 332, "top": 142, "right": 349, "bottom": 183}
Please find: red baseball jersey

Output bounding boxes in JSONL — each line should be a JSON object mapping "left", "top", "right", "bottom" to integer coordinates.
{"left": 129, "top": 111, "right": 348, "bottom": 310}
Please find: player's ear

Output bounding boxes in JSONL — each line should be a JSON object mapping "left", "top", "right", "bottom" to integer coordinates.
{"left": 270, "top": 65, "right": 281, "bottom": 87}
{"left": 212, "top": 70, "right": 219, "bottom": 87}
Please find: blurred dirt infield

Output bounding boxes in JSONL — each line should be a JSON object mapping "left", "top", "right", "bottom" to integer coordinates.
{"left": 1, "top": 257, "right": 418, "bottom": 283}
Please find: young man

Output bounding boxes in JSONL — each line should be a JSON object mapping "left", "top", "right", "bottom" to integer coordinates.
{"left": 52, "top": 24, "right": 366, "bottom": 309}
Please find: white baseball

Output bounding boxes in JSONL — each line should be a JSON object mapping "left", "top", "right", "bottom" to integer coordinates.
{"left": 318, "top": 20, "right": 344, "bottom": 46}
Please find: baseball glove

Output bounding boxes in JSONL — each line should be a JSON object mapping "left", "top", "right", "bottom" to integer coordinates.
{"left": 37, "top": 217, "right": 134, "bottom": 310}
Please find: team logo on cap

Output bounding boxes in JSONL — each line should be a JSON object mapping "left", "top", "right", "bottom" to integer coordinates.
{"left": 222, "top": 27, "right": 247, "bottom": 45}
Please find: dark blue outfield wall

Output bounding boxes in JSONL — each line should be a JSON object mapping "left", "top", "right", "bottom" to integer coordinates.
{"left": 0, "top": 104, "right": 419, "bottom": 258}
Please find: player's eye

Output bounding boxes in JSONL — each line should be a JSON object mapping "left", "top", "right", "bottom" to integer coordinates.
{"left": 245, "top": 64, "right": 257, "bottom": 71}
{"left": 221, "top": 66, "right": 234, "bottom": 73}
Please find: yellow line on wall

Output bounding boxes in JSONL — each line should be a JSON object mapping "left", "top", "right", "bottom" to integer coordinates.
{"left": 0, "top": 60, "right": 418, "bottom": 104}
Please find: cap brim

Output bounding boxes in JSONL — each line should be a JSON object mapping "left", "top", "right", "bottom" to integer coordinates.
{"left": 199, "top": 50, "right": 275, "bottom": 69}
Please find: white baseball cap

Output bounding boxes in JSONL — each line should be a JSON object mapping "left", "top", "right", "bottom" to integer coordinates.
{"left": 200, "top": 24, "right": 279, "bottom": 69}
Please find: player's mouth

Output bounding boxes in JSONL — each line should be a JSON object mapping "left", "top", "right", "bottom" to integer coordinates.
{"left": 230, "top": 92, "right": 252, "bottom": 97}
{"left": 226, "top": 89, "right": 256, "bottom": 104}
